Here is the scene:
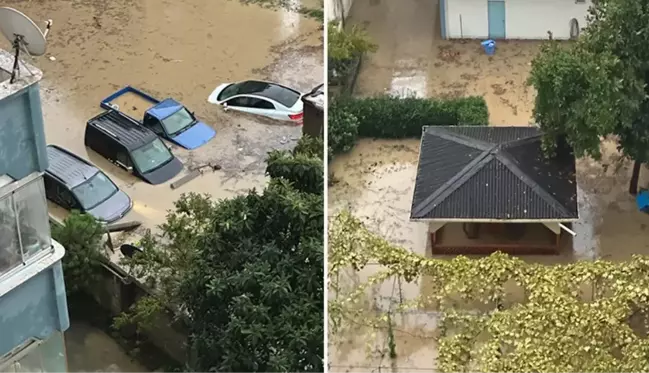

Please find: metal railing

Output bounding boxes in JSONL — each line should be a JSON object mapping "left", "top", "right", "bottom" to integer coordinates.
{"left": 0, "top": 172, "right": 52, "bottom": 279}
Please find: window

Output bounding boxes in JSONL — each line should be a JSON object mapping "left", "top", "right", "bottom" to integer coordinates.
{"left": 57, "top": 186, "right": 77, "bottom": 209}
{"left": 0, "top": 173, "right": 52, "bottom": 277}
{"left": 161, "top": 108, "right": 194, "bottom": 136}
{"left": 116, "top": 152, "right": 132, "bottom": 168}
{"left": 0, "top": 333, "right": 67, "bottom": 373}
{"left": 252, "top": 99, "right": 275, "bottom": 110}
{"left": 226, "top": 97, "right": 252, "bottom": 107}
{"left": 131, "top": 138, "right": 174, "bottom": 174}
{"left": 144, "top": 114, "right": 164, "bottom": 135}
{"left": 72, "top": 172, "right": 118, "bottom": 210}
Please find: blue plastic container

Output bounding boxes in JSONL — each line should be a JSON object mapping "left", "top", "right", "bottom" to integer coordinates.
{"left": 481, "top": 39, "right": 496, "bottom": 56}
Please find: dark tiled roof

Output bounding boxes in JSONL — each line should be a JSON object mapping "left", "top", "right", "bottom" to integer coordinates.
{"left": 410, "top": 126, "right": 578, "bottom": 220}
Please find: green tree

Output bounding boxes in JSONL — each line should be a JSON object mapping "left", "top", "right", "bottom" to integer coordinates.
{"left": 118, "top": 137, "right": 324, "bottom": 371}
{"left": 528, "top": 0, "right": 648, "bottom": 194}
{"left": 51, "top": 211, "right": 106, "bottom": 295}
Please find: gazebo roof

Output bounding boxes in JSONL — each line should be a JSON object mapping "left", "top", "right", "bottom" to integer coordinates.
{"left": 410, "top": 126, "right": 579, "bottom": 221}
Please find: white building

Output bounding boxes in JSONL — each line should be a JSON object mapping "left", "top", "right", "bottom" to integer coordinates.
{"left": 441, "top": 0, "right": 592, "bottom": 40}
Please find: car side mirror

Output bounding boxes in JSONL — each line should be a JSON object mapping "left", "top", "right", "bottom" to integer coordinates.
{"left": 223, "top": 102, "right": 229, "bottom": 111}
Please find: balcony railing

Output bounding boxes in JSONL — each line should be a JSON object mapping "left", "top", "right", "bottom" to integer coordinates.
{"left": 0, "top": 172, "right": 52, "bottom": 278}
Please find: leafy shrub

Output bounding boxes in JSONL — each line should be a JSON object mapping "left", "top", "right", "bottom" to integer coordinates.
{"left": 328, "top": 23, "right": 378, "bottom": 86}
{"left": 337, "top": 94, "right": 489, "bottom": 138}
{"left": 293, "top": 135, "right": 324, "bottom": 160}
{"left": 51, "top": 211, "right": 106, "bottom": 295}
{"left": 328, "top": 101, "right": 360, "bottom": 158}
{"left": 266, "top": 150, "right": 324, "bottom": 195}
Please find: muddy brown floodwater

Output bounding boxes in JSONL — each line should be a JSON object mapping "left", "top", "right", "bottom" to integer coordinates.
{"left": 329, "top": 0, "right": 649, "bottom": 371}
{"left": 0, "top": 0, "right": 323, "bottom": 260}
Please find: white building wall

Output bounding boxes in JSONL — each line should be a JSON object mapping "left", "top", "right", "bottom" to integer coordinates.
{"left": 506, "top": 0, "right": 591, "bottom": 39}
{"left": 444, "top": 0, "right": 591, "bottom": 40}
{"left": 326, "top": 0, "right": 355, "bottom": 22}
{"left": 446, "top": 0, "right": 489, "bottom": 39}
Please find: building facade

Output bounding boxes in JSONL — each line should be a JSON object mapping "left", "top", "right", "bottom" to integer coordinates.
{"left": 0, "top": 49, "right": 69, "bottom": 372}
{"left": 440, "top": 0, "right": 592, "bottom": 40}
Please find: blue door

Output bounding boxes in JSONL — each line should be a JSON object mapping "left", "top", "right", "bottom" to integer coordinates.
{"left": 487, "top": 0, "right": 506, "bottom": 39}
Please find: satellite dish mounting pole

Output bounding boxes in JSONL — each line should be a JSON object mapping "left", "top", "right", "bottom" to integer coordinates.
{"left": 10, "top": 34, "right": 24, "bottom": 84}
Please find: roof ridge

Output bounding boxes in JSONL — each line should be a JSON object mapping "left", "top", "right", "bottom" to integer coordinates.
{"left": 411, "top": 148, "right": 496, "bottom": 217}
{"left": 424, "top": 126, "right": 494, "bottom": 151}
{"left": 502, "top": 134, "right": 543, "bottom": 149}
{"left": 495, "top": 151, "right": 573, "bottom": 217}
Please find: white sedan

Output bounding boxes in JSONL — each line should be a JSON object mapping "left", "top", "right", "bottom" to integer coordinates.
{"left": 207, "top": 80, "right": 304, "bottom": 123}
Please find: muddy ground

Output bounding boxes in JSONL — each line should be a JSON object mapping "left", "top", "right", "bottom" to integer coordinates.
{"left": 329, "top": 0, "right": 649, "bottom": 371}
{"left": 0, "top": 0, "right": 323, "bottom": 261}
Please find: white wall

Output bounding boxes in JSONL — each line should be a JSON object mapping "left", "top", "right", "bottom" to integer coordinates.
{"left": 326, "top": 0, "right": 355, "bottom": 22}
{"left": 506, "top": 0, "right": 591, "bottom": 39}
{"left": 444, "top": 0, "right": 591, "bottom": 40}
{"left": 446, "top": 0, "right": 489, "bottom": 39}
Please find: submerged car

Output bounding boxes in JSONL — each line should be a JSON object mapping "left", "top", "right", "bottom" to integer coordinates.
{"left": 44, "top": 145, "right": 132, "bottom": 223}
{"left": 85, "top": 110, "right": 184, "bottom": 185}
{"left": 207, "top": 80, "right": 304, "bottom": 123}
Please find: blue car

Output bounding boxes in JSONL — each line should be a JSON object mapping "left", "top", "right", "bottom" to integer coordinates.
{"left": 100, "top": 86, "right": 216, "bottom": 150}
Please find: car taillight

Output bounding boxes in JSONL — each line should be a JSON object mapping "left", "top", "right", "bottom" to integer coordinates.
{"left": 289, "top": 112, "right": 303, "bottom": 121}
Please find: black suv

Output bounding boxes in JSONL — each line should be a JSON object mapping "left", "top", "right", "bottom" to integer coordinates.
{"left": 85, "top": 110, "right": 183, "bottom": 184}
{"left": 44, "top": 145, "right": 132, "bottom": 223}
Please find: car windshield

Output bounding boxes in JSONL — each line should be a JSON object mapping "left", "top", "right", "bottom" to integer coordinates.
{"left": 218, "top": 81, "right": 300, "bottom": 107}
{"left": 71, "top": 172, "right": 119, "bottom": 210}
{"left": 131, "top": 138, "right": 174, "bottom": 174}
{"left": 161, "top": 108, "right": 194, "bottom": 136}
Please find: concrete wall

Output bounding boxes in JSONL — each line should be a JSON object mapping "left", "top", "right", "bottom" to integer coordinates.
{"left": 0, "top": 84, "right": 48, "bottom": 179}
{"left": 327, "top": 0, "right": 355, "bottom": 22}
{"left": 0, "top": 260, "right": 69, "bottom": 357}
{"left": 444, "top": 0, "right": 591, "bottom": 40}
{"left": 91, "top": 261, "right": 189, "bottom": 363}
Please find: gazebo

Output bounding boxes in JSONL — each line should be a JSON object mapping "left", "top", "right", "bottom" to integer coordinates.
{"left": 410, "top": 126, "right": 579, "bottom": 255}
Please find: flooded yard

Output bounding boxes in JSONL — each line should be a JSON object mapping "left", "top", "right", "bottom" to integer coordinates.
{"left": 328, "top": 138, "right": 649, "bottom": 372}
{"left": 0, "top": 0, "right": 323, "bottom": 258}
{"left": 349, "top": 0, "right": 541, "bottom": 125}
{"left": 329, "top": 0, "right": 649, "bottom": 370}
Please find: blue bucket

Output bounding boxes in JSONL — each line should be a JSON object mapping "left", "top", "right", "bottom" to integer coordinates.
{"left": 481, "top": 39, "right": 496, "bottom": 56}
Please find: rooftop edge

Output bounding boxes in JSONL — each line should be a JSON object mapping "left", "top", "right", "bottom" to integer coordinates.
{"left": 0, "top": 48, "right": 43, "bottom": 100}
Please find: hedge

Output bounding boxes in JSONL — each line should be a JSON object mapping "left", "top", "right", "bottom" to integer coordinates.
{"left": 334, "top": 95, "right": 489, "bottom": 139}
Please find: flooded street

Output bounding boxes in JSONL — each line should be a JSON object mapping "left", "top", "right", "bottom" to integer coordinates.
{"left": 66, "top": 321, "right": 147, "bottom": 372}
{"left": 0, "top": 0, "right": 323, "bottom": 253}
{"left": 330, "top": 0, "right": 649, "bottom": 370}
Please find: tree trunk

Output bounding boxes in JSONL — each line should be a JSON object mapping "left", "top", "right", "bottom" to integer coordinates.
{"left": 630, "top": 160, "right": 642, "bottom": 195}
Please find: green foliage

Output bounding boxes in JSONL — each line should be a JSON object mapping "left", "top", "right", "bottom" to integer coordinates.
{"left": 328, "top": 23, "right": 377, "bottom": 86}
{"left": 528, "top": 0, "right": 647, "bottom": 161}
{"left": 328, "top": 23, "right": 378, "bottom": 62}
{"left": 51, "top": 211, "right": 106, "bottom": 295}
{"left": 266, "top": 150, "right": 324, "bottom": 194}
{"left": 328, "top": 101, "right": 360, "bottom": 157}
{"left": 329, "top": 211, "right": 649, "bottom": 373}
{"left": 334, "top": 94, "right": 489, "bottom": 139}
{"left": 293, "top": 135, "right": 324, "bottom": 160}
{"left": 118, "top": 140, "right": 324, "bottom": 371}
{"left": 181, "top": 180, "right": 323, "bottom": 372}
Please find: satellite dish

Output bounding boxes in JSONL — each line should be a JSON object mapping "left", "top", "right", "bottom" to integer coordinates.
{"left": 0, "top": 7, "right": 52, "bottom": 83}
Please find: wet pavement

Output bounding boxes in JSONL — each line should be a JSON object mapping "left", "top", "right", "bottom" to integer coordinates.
{"left": 66, "top": 320, "right": 147, "bottom": 372}
{"left": 329, "top": 0, "right": 649, "bottom": 370}
{"left": 0, "top": 0, "right": 323, "bottom": 259}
